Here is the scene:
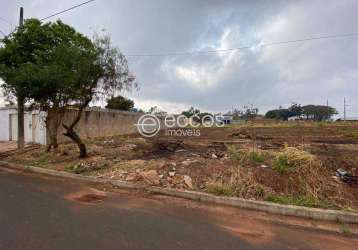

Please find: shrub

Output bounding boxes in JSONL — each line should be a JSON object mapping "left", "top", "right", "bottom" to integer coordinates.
{"left": 226, "top": 144, "right": 266, "bottom": 165}
{"left": 226, "top": 144, "right": 241, "bottom": 161}
{"left": 249, "top": 151, "right": 264, "bottom": 164}
{"left": 269, "top": 147, "right": 345, "bottom": 208}
{"left": 273, "top": 154, "right": 293, "bottom": 173}
{"left": 273, "top": 147, "right": 314, "bottom": 173}
{"left": 207, "top": 182, "right": 235, "bottom": 196}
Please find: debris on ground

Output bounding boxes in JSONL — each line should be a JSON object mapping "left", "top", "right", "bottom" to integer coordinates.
{"left": 181, "top": 159, "right": 198, "bottom": 166}
{"left": 231, "top": 132, "right": 250, "bottom": 139}
{"left": 156, "top": 140, "right": 184, "bottom": 152}
{"left": 103, "top": 139, "right": 115, "bottom": 145}
{"left": 336, "top": 168, "right": 358, "bottom": 185}
{"left": 119, "top": 144, "right": 137, "bottom": 152}
{"left": 125, "top": 172, "right": 140, "bottom": 181}
{"left": 140, "top": 170, "right": 161, "bottom": 185}
{"left": 183, "top": 175, "right": 193, "bottom": 189}
{"left": 205, "top": 142, "right": 226, "bottom": 158}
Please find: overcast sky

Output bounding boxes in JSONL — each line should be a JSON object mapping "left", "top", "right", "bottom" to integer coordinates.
{"left": 1, "top": 0, "right": 358, "bottom": 117}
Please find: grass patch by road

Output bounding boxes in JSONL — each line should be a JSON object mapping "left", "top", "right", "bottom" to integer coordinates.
{"left": 206, "top": 182, "right": 235, "bottom": 196}
{"left": 340, "top": 223, "right": 353, "bottom": 236}
{"left": 265, "top": 194, "right": 331, "bottom": 209}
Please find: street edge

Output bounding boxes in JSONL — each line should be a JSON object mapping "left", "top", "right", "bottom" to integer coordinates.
{"left": 1, "top": 160, "right": 358, "bottom": 233}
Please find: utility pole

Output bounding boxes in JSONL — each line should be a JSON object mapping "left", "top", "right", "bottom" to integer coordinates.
{"left": 344, "top": 97, "right": 346, "bottom": 122}
{"left": 17, "top": 7, "right": 25, "bottom": 150}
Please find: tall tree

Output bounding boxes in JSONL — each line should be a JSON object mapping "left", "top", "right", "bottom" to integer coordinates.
{"left": 1, "top": 19, "right": 136, "bottom": 157}
{"left": 181, "top": 106, "right": 200, "bottom": 118}
{"left": 0, "top": 19, "right": 51, "bottom": 149}
{"left": 266, "top": 104, "right": 338, "bottom": 121}
{"left": 302, "top": 105, "right": 337, "bottom": 121}
{"left": 59, "top": 34, "right": 136, "bottom": 157}
{"left": 265, "top": 109, "right": 291, "bottom": 120}
{"left": 288, "top": 103, "right": 303, "bottom": 117}
{"left": 106, "top": 95, "right": 134, "bottom": 111}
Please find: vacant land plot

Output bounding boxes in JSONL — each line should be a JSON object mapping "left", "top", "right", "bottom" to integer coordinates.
{"left": 4, "top": 121, "right": 358, "bottom": 210}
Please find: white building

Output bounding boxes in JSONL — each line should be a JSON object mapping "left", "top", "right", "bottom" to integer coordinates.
{"left": 288, "top": 115, "right": 305, "bottom": 121}
{"left": 0, "top": 107, "right": 47, "bottom": 145}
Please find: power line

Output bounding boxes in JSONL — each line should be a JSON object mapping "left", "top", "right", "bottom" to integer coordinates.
{"left": 125, "top": 32, "right": 358, "bottom": 57}
{"left": 40, "top": 0, "right": 96, "bottom": 21}
{"left": 0, "top": 17, "right": 13, "bottom": 30}
{"left": 346, "top": 103, "right": 358, "bottom": 108}
{"left": 0, "top": 28, "right": 6, "bottom": 37}
{"left": 3, "top": 1, "right": 96, "bottom": 37}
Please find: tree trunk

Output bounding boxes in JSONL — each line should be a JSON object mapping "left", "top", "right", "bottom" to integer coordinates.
{"left": 46, "top": 108, "right": 59, "bottom": 151}
{"left": 62, "top": 107, "right": 87, "bottom": 158}
{"left": 63, "top": 126, "right": 87, "bottom": 158}
{"left": 17, "top": 96, "right": 25, "bottom": 150}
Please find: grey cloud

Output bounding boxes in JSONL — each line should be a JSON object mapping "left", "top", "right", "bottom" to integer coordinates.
{"left": 1, "top": 0, "right": 358, "bottom": 117}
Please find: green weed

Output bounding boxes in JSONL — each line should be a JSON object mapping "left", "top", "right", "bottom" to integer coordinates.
{"left": 273, "top": 154, "right": 294, "bottom": 173}
{"left": 206, "top": 182, "right": 235, "bottom": 196}
{"left": 265, "top": 194, "right": 330, "bottom": 209}
{"left": 249, "top": 151, "right": 264, "bottom": 164}
{"left": 226, "top": 144, "right": 241, "bottom": 161}
{"left": 341, "top": 224, "right": 352, "bottom": 236}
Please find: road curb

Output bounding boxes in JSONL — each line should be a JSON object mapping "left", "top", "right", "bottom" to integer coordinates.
{"left": 1, "top": 160, "right": 358, "bottom": 226}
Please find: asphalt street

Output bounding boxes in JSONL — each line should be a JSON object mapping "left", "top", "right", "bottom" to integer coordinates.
{"left": 0, "top": 166, "right": 357, "bottom": 250}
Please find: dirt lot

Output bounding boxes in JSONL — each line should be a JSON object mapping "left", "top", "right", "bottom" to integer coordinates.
{"left": 0, "top": 141, "right": 17, "bottom": 153}
{"left": 4, "top": 121, "right": 358, "bottom": 210}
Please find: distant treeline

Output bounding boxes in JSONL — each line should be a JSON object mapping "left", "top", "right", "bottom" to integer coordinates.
{"left": 265, "top": 103, "right": 338, "bottom": 121}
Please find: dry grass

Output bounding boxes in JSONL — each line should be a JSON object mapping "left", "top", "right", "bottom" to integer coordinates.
{"left": 206, "top": 182, "right": 235, "bottom": 196}
{"left": 272, "top": 146, "right": 347, "bottom": 208}
{"left": 230, "top": 168, "right": 267, "bottom": 199}
{"left": 226, "top": 144, "right": 268, "bottom": 166}
{"left": 207, "top": 167, "right": 267, "bottom": 199}
{"left": 223, "top": 145, "right": 350, "bottom": 208}
{"left": 273, "top": 146, "right": 315, "bottom": 173}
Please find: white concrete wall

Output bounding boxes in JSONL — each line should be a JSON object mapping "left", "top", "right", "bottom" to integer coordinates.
{"left": 0, "top": 108, "right": 47, "bottom": 145}
{"left": 30, "top": 111, "right": 47, "bottom": 145}
{"left": 0, "top": 109, "right": 10, "bottom": 141}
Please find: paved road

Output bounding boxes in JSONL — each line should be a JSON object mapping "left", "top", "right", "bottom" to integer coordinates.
{"left": 0, "top": 167, "right": 357, "bottom": 250}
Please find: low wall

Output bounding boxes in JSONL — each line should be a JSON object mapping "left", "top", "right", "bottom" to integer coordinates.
{"left": 58, "top": 108, "right": 143, "bottom": 142}
{"left": 0, "top": 107, "right": 47, "bottom": 144}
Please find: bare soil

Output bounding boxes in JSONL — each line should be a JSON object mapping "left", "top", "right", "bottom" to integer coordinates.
{"left": 4, "top": 121, "right": 358, "bottom": 210}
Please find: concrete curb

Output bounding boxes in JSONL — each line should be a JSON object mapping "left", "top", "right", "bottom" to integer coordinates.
{"left": 1, "top": 161, "right": 358, "bottom": 226}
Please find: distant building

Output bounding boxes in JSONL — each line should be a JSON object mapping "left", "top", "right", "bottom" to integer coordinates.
{"left": 221, "top": 115, "right": 233, "bottom": 125}
{"left": 288, "top": 115, "right": 305, "bottom": 121}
